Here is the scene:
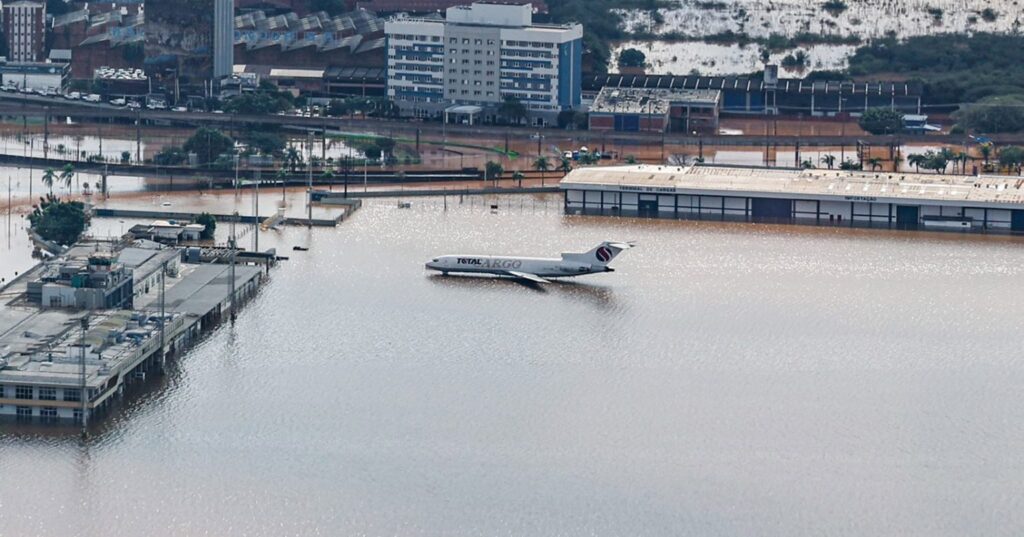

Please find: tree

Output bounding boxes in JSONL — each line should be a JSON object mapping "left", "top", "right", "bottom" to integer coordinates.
{"left": 624, "top": 155, "right": 637, "bottom": 164}
{"left": 283, "top": 146, "right": 303, "bottom": 172}
{"left": 617, "top": 48, "right": 646, "bottom": 69}
{"left": 907, "top": 153, "right": 925, "bottom": 173}
{"left": 42, "top": 168, "right": 56, "bottom": 194}
{"left": 375, "top": 137, "right": 396, "bottom": 157}
{"left": 979, "top": 143, "right": 994, "bottom": 164}
{"left": 195, "top": 213, "right": 216, "bottom": 240}
{"left": 512, "top": 170, "right": 525, "bottom": 187}
{"left": 322, "top": 168, "right": 335, "bottom": 185}
{"left": 997, "top": 146, "right": 1024, "bottom": 173}
{"left": 820, "top": 154, "right": 836, "bottom": 169}
{"left": 485, "top": 160, "right": 503, "bottom": 182}
{"left": 560, "top": 157, "right": 573, "bottom": 174}
{"left": 497, "top": 96, "right": 527, "bottom": 125}
{"left": 364, "top": 146, "right": 381, "bottom": 162}
{"left": 222, "top": 86, "right": 296, "bottom": 115}
{"left": 955, "top": 151, "right": 969, "bottom": 174}
{"left": 183, "top": 127, "right": 234, "bottom": 165}
{"left": 867, "top": 157, "right": 883, "bottom": 171}
{"left": 533, "top": 156, "right": 550, "bottom": 184}
{"left": 557, "top": 110, "right": 588, "bottom": 129}
{"left": 247, "top": 132, "right": 286, "bottom": 156}
{"left": 121, "top": 151, "right": 131, "bottom": 164}
{"left": 60, "top": 164, "right": 75, "bottom": 192}
{"left": 326, "top": 99, "right": 352, "bottom": 117}
{"left": 28, "top": 195, "right": 88, "bottom": 246}
{"left": 154, "top": 147, "right": 188, "bottom": 166}
{"left": 858, "top": 108, "right": 905, "bottom": 135}
{"left": 955, "top": 95, "right": 1024, "bottom": 133}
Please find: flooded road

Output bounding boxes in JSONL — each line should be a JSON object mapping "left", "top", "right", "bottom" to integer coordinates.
{"left": 1, "top": 196, "right": 1023, "bottom": 536}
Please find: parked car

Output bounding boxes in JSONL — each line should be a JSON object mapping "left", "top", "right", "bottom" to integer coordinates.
{"left": 83, "top": 94, "right": 102, "bottom": 103}
{"left": 172, "top": 106, "right": 188, "bottom": 112}
{"left": 110, "top": 98, "right": 126, "bottom": 106}
{"left": 65, "top": 91, "right": 82, "bottom": 100}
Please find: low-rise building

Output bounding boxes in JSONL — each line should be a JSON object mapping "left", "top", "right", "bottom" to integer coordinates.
{"left": 0, "top": 61, "right": 70, "bottom": 91}
{"left": 128, "top": 221, "right": 206, "bottom": 244}
{"left": 29, "top": 253, "right": 133, "bottom": 310}
{"left": 588, "top": 87, "right": 721, "bottom": 133}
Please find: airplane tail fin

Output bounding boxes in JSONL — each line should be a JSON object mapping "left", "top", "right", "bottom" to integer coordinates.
{"left": 562, "top": 241, "right": 635, "bottom": 266}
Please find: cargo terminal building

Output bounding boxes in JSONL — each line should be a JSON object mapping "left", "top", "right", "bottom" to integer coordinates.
{"left": 560, "top": 165, "right": 1024, "bottom": 232}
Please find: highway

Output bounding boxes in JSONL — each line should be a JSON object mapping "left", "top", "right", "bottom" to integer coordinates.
{"left": 0, "top": 92, "right": 1018, "bottom": 148}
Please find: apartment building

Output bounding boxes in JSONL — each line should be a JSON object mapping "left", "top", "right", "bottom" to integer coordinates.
{"left": 3, "top": 1, "right": 47, "bottom": 62}
{"left": 384, "top": 2, "right": 582, "bottom": 125}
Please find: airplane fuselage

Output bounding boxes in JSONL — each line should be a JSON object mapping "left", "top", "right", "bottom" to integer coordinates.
{"left": 425, "top": 255, "right": 608, "bottom": 278}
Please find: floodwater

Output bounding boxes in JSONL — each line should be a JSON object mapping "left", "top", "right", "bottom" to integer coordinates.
{"left": 611, "top": 41, "right": 855, "bottom": 77}
{"left": 612, "top": 0, "right": 1022, "bottom": 74}
{"left": 2, "top": 195, "right": 1023, "bottom": 536}
{"left": 619, "top": 0, "right": 1020, "bottom": 40}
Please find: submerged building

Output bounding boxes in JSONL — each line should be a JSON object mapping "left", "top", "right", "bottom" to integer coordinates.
{"left": 561, "top": 165, "right": 1024, "bottom": 232}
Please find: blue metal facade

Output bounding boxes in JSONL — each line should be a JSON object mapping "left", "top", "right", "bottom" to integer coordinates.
{"left": 557, "top": 38, "right": 582, "bottom": 109}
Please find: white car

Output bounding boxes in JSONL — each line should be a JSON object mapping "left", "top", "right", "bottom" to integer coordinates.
{"left": 110, "top": 98, "right": 126, "bottom": 106}
{"left": 83, "top": 94, "right": 102, "bottom": 102}
{"left": 65, "top": 91, "right": 82, "bottom": 100}
{"left": 172, "top": 106, "right": 188, "bottom": 112}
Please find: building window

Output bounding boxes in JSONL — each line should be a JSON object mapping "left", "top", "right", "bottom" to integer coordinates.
{"left": 64, "top": 389, "right": 81, "bottom": 402}
{"left": 15, "top": 385, "right": 32, "bottom": 399}
{"left": 41, "top": 407, "right": 58, "bottom": 422}
{"left": 38, "top": 387, "right": 56, "bottom": 400}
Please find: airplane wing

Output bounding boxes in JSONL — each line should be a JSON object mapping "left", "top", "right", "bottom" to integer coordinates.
{"left": 506, "top": 271, "right": 550, "bottom": 284}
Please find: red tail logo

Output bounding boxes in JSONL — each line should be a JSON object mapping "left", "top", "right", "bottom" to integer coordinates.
{"left": 595, "top": 246, "right": 613, "bottom": 262}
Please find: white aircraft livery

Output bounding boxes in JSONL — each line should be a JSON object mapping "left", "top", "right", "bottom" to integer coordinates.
{"left": 425, "top": 241, "right": 634, "bottom": 283}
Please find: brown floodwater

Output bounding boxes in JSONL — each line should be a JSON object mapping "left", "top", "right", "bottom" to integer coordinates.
{"left": 1, "top": 194, "right": 1023, "bottom": 536}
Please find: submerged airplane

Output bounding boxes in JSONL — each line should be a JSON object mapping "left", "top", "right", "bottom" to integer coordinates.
{"left": 425, "top": 241, "right": 635, "bottom": 284}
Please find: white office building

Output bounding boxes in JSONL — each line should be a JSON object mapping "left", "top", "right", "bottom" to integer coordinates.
{"left": 385, "top": 2, "right": 583, "bottom": 125}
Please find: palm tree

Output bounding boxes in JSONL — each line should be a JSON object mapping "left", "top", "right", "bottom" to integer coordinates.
{"left": 512, "top": 170, "right": 525, "bottom": 188}
{"left": 867, "top": 157, "right": 883, "bottom": 171}
{"left": 284, "top": 146, "right": 302, "bottom": 172}
{"left": 42, "top": 168, "right": 56, "bottom": 194}
{"left": 892, "top": 154, "right": 903, "bottom": 172}
{"left": 908, "top": 153, "right": 924, "bottom": 173}
{"left": 277, "top": 167, "right": 288, "bottom": 203}
{"left": 484, "top": 161, "right": 503, "bottom": 184}
{"left": 956, "top": 151, "right": 969, "bottom": 174}
{"left": 533, "top": 156, "right": 550, "bottom": 185}
{"left": 60, "top": 164, "right": 75, "bottom": 192}
{"left": 820, "top": 154, "right": 836, "bottom": 169}
{"left": 979, "top": 143, "right": 993, "bottom": 165}
{"left": 560, "top": 157, "right": 573, "bottom": 175}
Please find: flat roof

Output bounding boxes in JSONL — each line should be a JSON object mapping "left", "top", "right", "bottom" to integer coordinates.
{"left": 590, "top": 87, "right": 721, "bottom": 115}
{"left": 561, "top": 165, "right": 1024, "bottom": 208}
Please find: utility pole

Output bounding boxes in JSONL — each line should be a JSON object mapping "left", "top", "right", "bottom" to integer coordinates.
{"left": 307, "top": 132, "right": 313, "bottom": 227}
{"left": 229, "top": 213, "right": 237, "bottom": 323}
{"left": 79, "top": 315, "right": 89, "bottom": 436}
{"left": 135, "top": 109, "right": 142, "bottom": 163}
{"left": 159, "top": 260, "right": 166, "bottom": 371}
{"left": 253, "top": 168, "right": 260, "bottom": 252}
